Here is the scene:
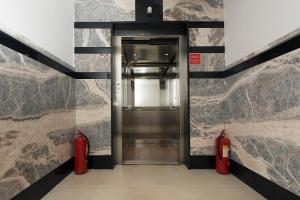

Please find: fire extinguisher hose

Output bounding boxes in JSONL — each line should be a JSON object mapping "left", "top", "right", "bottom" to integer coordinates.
{"left": 82, "top": 134, "right": 90, "bottom": 158}
{"left": 77, "top": 130, "right": 90, "bottom": 167}
{"left": 217, "top": 129, "right": 226, "bottom": 163}
{"left": 217, "top": 143, "right": 223, "bottom": 163}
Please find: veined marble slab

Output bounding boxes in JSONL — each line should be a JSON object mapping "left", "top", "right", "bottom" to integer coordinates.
{"left": 190, "top": 78, "right": 229, "bottom": 155}
{"left": 0, "top": 44, "right": 76, "bottom": 200}
{"left": 227, "top": 122, "right": 300, "bottom": 196}
{"left": 75, "top": 29, "right": 111, "bottom": 47}
{"left": 190, "top": 48, "right": 300, "bottom": 196}
{"left": 76, "top": 79, "right": 111, "bottom": 155}
{"left": 75, "top": 0, "right": 135, "bottom": 22}
{"left": 189, "top": 28, "right": 224, "bottom": 46}
{"left": 189, "top": 53, "right": 225, "bottom": 71}
{"left": 163, "top": 0, "right": 224, "bottom": 21}
{"left": 74, "top": 54, "right": 111, "bottom": 72}
{"left": 0, "top": 45, "right": 22, "bottom": 119}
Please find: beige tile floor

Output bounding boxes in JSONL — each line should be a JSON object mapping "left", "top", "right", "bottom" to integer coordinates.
{"left": 43, "top": 165, "right": 266, "bottom": 200}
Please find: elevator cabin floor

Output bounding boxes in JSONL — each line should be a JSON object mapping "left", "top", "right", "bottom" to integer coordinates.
{"left": 123, "top": 140, "right": 179, "bottom": 164}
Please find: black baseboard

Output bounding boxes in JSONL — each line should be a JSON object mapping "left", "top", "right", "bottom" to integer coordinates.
{"left": 188, "top": 155, "right": 215, "bottom": 169}
{"left": 11, "top": 156, "right": 299, "bottom": 200}
{"left": 88, "top": 155, "right": 113, "bottom": 169}
{"left": 11, "top": 156, "right": 113, "bottom": 199}
{"left": 230, "top": 160, "right": 299, "bottom": 200}
{"left": 12, "top": 159, "right": 73, "bottom": 200}
{"left": 188, "top": 157, "right": 299, "bottom": 199}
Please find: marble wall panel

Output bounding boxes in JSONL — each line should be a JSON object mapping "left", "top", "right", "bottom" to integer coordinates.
{"left": 225, "top": 49, "right": 300, "bottom": 196}
{"left": 74, "top": 54, "right": 111, "bottom": 72}
{"left": 75, "top": 0, "right": 135, "bottom": 22}
{"left": 0, "top": 44, "right": 76, "bottom": 200}
{"left": 75, "top": 79, "right": 111, "bottom": 155}
{"left": 74, "top": 29, "right": 111, "bottom": 47}
{"left": 189, "top": 53, "right": 225, "bottom": 71}
{"left": 189, "top": 28, "right": 224, "bottom": 46}
{"left": 0, "top": 45, "right": 22, "bottom": 119}
{"left": 190, "top": 48, "right": 300, "bottom": 196}
{"left": 163, "top": 0, "right": 224, "bottom": 21}
{"left": 190, "top": 78, "right": 230, "bottom": 155}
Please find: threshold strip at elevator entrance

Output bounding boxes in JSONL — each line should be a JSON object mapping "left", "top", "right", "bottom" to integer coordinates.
{"left": 121, "top": 37, "right": 180, "bottom": 164}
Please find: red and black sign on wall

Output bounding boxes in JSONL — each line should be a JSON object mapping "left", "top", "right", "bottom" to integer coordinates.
{"left": 189, "top": 53, "right": 201, "bottom": 65}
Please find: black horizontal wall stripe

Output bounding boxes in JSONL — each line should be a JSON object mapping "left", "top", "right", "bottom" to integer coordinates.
{"left": 74, "top": 21, "right": 224, "bottom": 29}
{"left": 190, "top": 35, "right": 300, "bottom": 79}
{"left": 0, "top": 30, "right": 112, "bottom": 80}
{"left": 112, "top": 22, "right": 188, "bottom": 36}
{"left": 74, "top": 21, "right": 225, "bottom": 29}
{"left": 0, "top": 30, "right": 111, "bottom": 80}
{"left": 189, "top": 72, "right": 224, "bottom": 79}
{"left": 112, "top": 21, "right": 187, "bottom": 30}
{"left": 2, "top": 22, "right": 299, "bottom": 81}
{"left": 122, "top": 38, "right": 178, "bottom": 45}
{"left": 223, "top": 35, "right": 300, "bottom": 77}
{"left": 74, "top": 22, "right": 112, "bottom": 29}
{"left": 67, "top": 72, "right": 111, "bottom": 79}
{"left": 74, "top": 47, "right": 112, "bottom": 54}
{"left": 188, "top": 21, "right": 224, "bottom": 28}
{"left": 189, "top": 46, "right": 225, "bottom": 53}
{"left": 0, "top": 30, "right": 74, "bottom": 75}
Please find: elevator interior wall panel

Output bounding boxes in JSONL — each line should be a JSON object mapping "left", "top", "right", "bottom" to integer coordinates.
{"left": 123, "top": 108, "right": 179, "bottom": 141}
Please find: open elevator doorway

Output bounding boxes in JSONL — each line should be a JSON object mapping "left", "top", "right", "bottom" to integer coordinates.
{"left": 113, "top": 33, "right": 188, "bottom": 165}
{"left": 122, "top": 37, "right": 180, "bottom": 164}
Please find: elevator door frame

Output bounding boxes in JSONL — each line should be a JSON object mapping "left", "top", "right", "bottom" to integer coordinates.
{"left": 112, "top": 30, "right": 188, "bottom": 165}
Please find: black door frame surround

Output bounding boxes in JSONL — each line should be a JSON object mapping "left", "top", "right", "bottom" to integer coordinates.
{"left": 72, "top": 20, "right": 225, "bottom": 169}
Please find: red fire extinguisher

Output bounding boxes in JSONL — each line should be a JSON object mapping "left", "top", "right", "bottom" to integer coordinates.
{"left": 216, "top": 129, "right": 230, "bottom": 174}
{"left": 74, "top": 130, "right": 89, "bottom": 175}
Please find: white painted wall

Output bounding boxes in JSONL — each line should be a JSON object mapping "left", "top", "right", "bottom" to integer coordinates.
{"left": 224, "top": 0, "right": 300, "bottom": 65}
{"left": 0, "top": 0, "right": 74, "bottom": 65}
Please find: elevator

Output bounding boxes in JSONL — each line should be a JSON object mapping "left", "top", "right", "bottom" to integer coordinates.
{"left": 112, "top": 29, "right": 188, "bottom": 165}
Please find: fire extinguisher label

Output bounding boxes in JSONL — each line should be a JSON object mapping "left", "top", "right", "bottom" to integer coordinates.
{"left": 223, "top": 145, "right": 229, "bottom": 158}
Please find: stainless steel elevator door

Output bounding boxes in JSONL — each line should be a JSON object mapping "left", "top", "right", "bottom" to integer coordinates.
{"left": 121, "top": 37, "right": 180, "bottom": 164}
{"left": 122, "top": 108, "right": 179, "bottom": 164}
